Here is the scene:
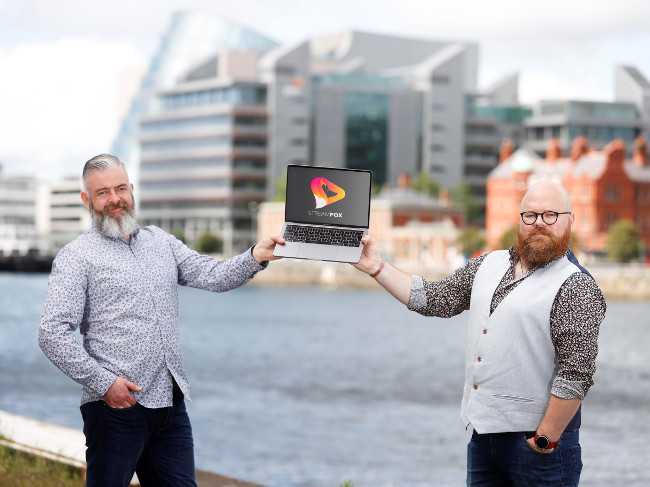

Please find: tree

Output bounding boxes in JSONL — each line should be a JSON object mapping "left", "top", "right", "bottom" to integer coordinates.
{"left": 197, "top": 232, "right": 223, "bottom": 254}
{"left": 606, "top": 219, "right": 641, "bottom": 263}
{"left": 451, "top": 181, "right": 480, "bottom": 225}
{"left": 456, "top": 227, "right": 486, "bottom": 257}
{"left": 410, "top": 170, "right": 440, "bottom": 198}
{"left": 499, "top": 225, "right": 518, "bottom": 250}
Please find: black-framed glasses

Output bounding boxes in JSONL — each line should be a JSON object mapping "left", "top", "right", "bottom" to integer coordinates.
{"left": 520, "top": 211, "right": 571, "bottom": 225}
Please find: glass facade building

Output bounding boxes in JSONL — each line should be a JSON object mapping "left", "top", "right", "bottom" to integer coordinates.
{"left": 344, "top": 92, "right": 390, "bottom": 186}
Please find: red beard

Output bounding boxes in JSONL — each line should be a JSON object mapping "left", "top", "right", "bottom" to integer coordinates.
{"left": 514, "top": 225, "right": 571, "bottom": 268}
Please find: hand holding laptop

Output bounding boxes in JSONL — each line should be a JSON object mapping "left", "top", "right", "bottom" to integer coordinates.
{"left": 352, "top": 234, "right": 382, "bottom": 275}
{"left": 253, "top": 235, "right": 286, "bottom": 264}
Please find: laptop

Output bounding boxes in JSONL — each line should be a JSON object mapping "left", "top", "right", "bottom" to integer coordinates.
{"left": 273, "top": 165, "right": 372, "bottom": 263}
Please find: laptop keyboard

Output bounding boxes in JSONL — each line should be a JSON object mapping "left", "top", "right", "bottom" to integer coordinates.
{"left": 283, "top": 225, "right": 364, "bottom": 247}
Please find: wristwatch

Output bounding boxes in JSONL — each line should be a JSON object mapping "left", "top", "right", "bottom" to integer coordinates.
{"left": 534, "top": 434, "right": 558, "bottom": 450}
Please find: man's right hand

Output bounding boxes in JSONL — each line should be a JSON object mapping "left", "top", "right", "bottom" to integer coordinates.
{"left": 353, "top": 234, "right": 383, "bottom": 275}
{"left": 102, "top": 377, "right": 142, "bottom": 408}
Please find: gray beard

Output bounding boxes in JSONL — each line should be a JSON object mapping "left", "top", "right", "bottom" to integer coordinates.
{"left": 89, "top": 201, "right": 139, "bottom": 239}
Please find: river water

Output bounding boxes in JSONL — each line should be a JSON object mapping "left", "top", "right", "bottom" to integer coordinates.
{"left": 0, "top": 272, "right": 648, "bottom": 487}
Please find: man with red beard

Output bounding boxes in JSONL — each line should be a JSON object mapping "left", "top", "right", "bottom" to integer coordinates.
{"left": 39, "top": 154, "right": 285, "bottom": 487}
{"left": 353, "top": 180, "right": 605, "bottom": 486}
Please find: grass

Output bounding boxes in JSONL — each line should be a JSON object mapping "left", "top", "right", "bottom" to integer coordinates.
{"left": 0, "top": 443, "right": 85, "bottom": 487}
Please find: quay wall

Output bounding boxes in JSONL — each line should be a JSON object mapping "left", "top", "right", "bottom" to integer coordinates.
{"left": 252, "top": 259, "right": 650, "bottom": 301}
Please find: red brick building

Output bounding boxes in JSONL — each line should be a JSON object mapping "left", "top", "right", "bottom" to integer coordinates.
{"left": 486, "top": 136, "right": 650, "bottom": 257}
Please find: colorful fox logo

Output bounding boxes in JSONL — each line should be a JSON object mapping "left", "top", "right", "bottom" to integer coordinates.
{"left": 311, "top": 177, "right": 346, "bottom": 209}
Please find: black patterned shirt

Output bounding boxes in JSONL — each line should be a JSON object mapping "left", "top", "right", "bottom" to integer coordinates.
{"left": 39, "top": 224, "right": 266, "bottom": 408}
{"left": 407, "top": 248, "right": 606, "bottom": 399}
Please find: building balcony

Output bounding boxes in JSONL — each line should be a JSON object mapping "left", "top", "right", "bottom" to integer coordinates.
{"left": 140, "top": 187, "right": 231, "bottom": 201}
{"left": 139, "top": 125, "right": 232, "bottom": 143}
{"left": 140, "top": 166, "right": 231, "bottom": 183}
{"left": 465, "top": 133, "right": 500, "bottom": 147}
{"left": 232, "top": 125, "right": 268, "bottom": 138}
{"left": 231, "top": 168, "right": 267, "bottom": 180}
{"left": 231, "top": 147, "right": 267, "bottom": 159}
{"left": 140, "top": 147, "right": 232, "bottom": 162}
{"left": 231, "top": 189, "right": 266, "bottom": 200}
{"left": 138, "top": 205, "right": 233, "bottom": 220}
{"left": 232, "top": 105, "right": 268, "bottom": 118}
{"left": 465, "top": 154, "right": 497, "bottom": 168}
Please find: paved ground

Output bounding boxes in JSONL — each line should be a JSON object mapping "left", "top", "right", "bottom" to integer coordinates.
{"left": 0, "top": 409, "right": 264, "bottom": 487}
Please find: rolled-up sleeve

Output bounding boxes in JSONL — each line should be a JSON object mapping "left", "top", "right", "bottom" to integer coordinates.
{"left": 550, "top": 272, "right": 606, "bottom": 399}
{"left": 407, "top": 253, "right": 488, "bottom": 318}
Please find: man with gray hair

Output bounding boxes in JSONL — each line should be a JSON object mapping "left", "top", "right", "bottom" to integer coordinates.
{"left": 353, "top": 180, "right": 606, "bottom": 486}
{"left": 39, "top": 154, "right": 285, "bottom": 486}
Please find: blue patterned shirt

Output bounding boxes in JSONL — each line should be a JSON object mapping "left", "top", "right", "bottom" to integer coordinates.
{"left": 39, "top": 224, "right": 266, "bottom": 408}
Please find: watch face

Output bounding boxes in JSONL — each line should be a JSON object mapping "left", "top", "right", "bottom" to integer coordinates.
{"left": 535, "top": 435, "right": 550, "bottom": 449}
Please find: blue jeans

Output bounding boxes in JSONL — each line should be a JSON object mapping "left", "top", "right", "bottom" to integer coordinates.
{"left": 467, "top": 429, "right": 582, "bottom": 486}
{"left": 80, "top": 390, "right": 196, "bottom": 487}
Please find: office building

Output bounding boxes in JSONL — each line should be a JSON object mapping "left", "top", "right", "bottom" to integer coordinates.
{"left": 0, "top": 165, "right": 45, "bottom": 260}
{"left": 464, "top": 73, "right": 532, "bottom": 218}
{"left": 132, "top": 18, "right": 481, "bottom": 252}
{"left": 522, "top": 99, "right": 642, "bottom": 157}
{"left": 112, "top": 11, "right": 279, "bottom": 184}
{"left": 138, "top": 53, "right": 271, "bottom": 254}
{"left": 37, "top": 178, "right": 90, "bottom": 255}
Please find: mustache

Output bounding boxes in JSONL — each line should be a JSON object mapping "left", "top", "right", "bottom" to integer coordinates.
{"left": 528, "top": 227, "right": 552, "bottom": 237}
{"left": 100, "top": 201, "right": 131, "bottom": 214}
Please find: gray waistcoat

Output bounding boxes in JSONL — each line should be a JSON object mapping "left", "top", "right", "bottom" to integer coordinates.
{"left": 461, "top": 250, "right": 580, "bottom": 433}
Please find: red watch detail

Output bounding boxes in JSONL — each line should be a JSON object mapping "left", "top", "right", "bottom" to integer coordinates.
{"left": 534, "top": 434, "right": 558, "bottom": 450}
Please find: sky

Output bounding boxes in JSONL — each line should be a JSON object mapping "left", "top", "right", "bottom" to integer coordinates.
{"left": 2, "top": 0, "right": 650, "bottom": 181}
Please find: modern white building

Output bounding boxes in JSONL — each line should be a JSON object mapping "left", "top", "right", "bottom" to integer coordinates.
{"left": 37, "top": 178, "right": 90, "bottom": 255}
{"left": 0, "top": 164, "right": 46, "bottom": 260}
{"left": 138, "top": 57, "right": 269, "bottom": 254}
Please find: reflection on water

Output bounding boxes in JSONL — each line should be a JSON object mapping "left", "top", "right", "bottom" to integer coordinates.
{"left": 0, "top": 273, "right": 648, "bottom": 486}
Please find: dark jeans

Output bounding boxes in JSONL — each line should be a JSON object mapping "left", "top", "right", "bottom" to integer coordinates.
{"left": 80, "top": 390, "right": 196, "bottom": 487}
{"left": 467, "top": 429, "right": 582, "bottom": 486}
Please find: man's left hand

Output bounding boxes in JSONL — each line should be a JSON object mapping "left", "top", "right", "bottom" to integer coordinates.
{"left": 252, "top": 235, "right": 286, "bottom": 264}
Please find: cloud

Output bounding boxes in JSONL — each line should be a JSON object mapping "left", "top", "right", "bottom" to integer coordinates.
{"left": 3, "top": 0, "right": 650, "bottom": 179}
{"left": 0, "top": 37, "right": 142, "bottom": 179}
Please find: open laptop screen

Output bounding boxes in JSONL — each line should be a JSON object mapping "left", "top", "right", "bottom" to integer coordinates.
{"left": 285, "top": 165, "right": 372, "bottom": 228}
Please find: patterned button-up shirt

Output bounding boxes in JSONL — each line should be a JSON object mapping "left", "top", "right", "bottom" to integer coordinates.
{"left": 407, "top": 248, "right": 606, "bottom": 400}
{"left": 39, "top": 225, "right": 266, "bottom": 408}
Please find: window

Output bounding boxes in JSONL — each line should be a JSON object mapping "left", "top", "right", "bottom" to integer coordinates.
{"left": 637, "top": 186, "right": 650, "bottom": 204}
{"left": 431, "top": 75, "right": 450, "bottom": 84}
{"left": 605, "top": 186, "right": 622, "bottom": 203}
{"left": 604, "top": 213, "right": 620, "bottom": 230}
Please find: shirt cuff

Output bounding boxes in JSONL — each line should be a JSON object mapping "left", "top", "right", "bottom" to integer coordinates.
{"left": 248, "top": 245, "right": 269, "bottom": 270}
{"left": 551, "top": 377, "right": 585, "bottom": 400}
{"left": 91, "top": 367, "right": 118, "bottom": 397}
{"left": 407, "top": 275, "right": 426, "bottom": 311}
